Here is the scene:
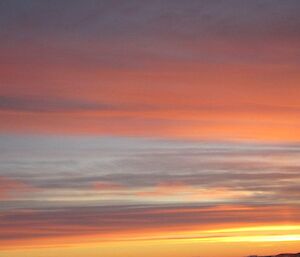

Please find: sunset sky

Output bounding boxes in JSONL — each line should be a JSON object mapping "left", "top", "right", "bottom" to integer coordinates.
{"left": 1, "top": 1, "right": 300, "bottom": 257}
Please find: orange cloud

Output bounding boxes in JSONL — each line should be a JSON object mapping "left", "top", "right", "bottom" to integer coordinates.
{"left": 136, "top": 182, "right": 252, "bottom": 201}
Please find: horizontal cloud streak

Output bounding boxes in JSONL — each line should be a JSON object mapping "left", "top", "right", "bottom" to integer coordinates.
{"left": 0, "top": 1, "right": 300, "bottom": 140}
{"left": 1, "top": 204, "right": 300, "bottom": 247}
{"left": 0, "top": 95, "right": 123, "bottom": 113}
{"left": 0, "top": 176, "right": 35, "bottom": 199}
{"left": 1, "top": 95, "right": 300, "bottom": 114}
{"left": 1, "top": 136, "right": 300, "bottom": 208}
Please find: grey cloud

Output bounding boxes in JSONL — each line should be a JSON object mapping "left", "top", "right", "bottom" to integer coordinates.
{"left": 1, "top": 0, "right": 299, "bottom": 41}
{"left": 0, "top": 95, "right": 129, "bottom": 112}
{"left": 2, "top": 94, "right": 300, "bottom": 114}
{"left": 1, "top": 136, "right": 300, "bottom": 207}
{"left": 1, "top": 203, "right": 300, "bottom": 242}
{"left": 0, "top": 0, "right": 299, "bottom": 70}
{"left": 1, "top": 136, "right": 300, "bottom": 246}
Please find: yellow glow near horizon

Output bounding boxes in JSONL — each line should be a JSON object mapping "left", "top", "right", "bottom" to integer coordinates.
{"left": 3, "top": 224, "right": 300, "bottom": 252}
{"left": 209, "top": 225, "right": 300, "bottom": 233}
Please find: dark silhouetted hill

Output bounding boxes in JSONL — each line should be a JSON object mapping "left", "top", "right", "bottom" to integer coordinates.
{"left": 247, "top": 253, "right": 300, "bottom": 257}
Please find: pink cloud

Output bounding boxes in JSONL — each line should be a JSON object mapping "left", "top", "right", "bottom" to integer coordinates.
{"left": 93, "top": 182, "right": 126, "bottom": 191}
{"left": 0, "top": 176, "right": 35, "bottom": 199}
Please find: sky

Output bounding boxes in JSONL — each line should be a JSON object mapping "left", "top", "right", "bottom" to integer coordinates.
{"left": 0, "top": 1, "right": 300, "bottom": 257}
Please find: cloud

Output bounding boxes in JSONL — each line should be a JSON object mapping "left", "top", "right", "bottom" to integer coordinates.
{"left": 136, "top": 182, "right": 252, "bottom": 202}
{"left": 1, "top": 0, "right": 300, "bottom": 45}
{"left": 0, "top": 176, "right": 35, "bottom": 199}
{"left": 0, "top": 1, "right": 299, "bottom": 140}
{"left": 1, "top": 136, "right": 300, "bottom": 207}
{"left": 1, "top": 95, "right": 300, "bottom": 114}
{"left": 0, "top": 95, "right": 131, "bottom": 113}
{"left": 93, "top": 181, "right": 126, "bottom": 191}
{"left": 1, "top": 203, "right": 300, "bottom": 247}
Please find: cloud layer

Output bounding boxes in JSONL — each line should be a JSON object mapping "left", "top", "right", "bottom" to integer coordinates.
{"left": 1, "top": 1, "right": 300, "bottom": 256}
{"left": 0, "top": 0, "right": 299, "bottom": 140}
{"left": 0, "top": 136, "right": 300, "bottom": 248}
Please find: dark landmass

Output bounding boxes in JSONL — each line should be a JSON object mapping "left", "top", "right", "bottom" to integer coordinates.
{"left": 247, "top": 253, "right": 300, "bottom": 257}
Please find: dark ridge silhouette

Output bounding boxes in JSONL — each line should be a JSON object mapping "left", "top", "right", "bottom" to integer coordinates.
{"left": 247, "top": 253, "right": 300, "bottom": 257}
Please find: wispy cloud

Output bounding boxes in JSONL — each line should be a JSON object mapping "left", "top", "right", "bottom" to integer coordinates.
{"left": 0, "top": 1, "right": 300, "bottom": 140}
{"left": 1, "top": 203, "right": 300, "bottom": 247}
{"left": 1, "top": 136, "right": 300, "bottom": 207}
{"left": 0, "top": 176, "right": 35, "bottom": 199}
{"left": 1, "top": 1, "right": 300, "bottom": 255}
